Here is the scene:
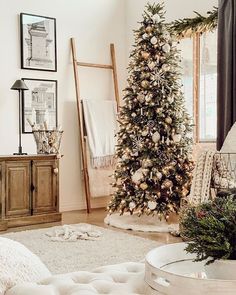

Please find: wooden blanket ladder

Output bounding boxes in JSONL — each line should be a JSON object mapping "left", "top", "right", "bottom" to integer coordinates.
{"left": 70, "top": 37, "right": 120, "bottom": 213}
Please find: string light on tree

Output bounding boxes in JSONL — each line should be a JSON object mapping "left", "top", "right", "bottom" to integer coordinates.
{"left": 107, "top": 3, "right": 194, "bottom": 219}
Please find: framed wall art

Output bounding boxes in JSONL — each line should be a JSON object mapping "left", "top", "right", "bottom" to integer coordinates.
{"left": 22, "top": 78, "right": 58, "bottom": 133}
{"left": 20, "top": 13, "right": 57, "bottom": 71}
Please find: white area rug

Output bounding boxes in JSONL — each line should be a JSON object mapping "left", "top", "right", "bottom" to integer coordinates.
{"left": 2, "top": 224, "right": 159, "bottom": 274}
{"left": 104, "top": 212, "right": 179, "bottom": 232}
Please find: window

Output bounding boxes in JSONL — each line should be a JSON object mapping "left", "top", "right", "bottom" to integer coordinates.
{"left": 179, "top": 31, "right": 217, "bottom": 143}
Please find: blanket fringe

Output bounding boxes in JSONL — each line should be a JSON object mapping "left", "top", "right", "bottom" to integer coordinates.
{"left": 91, "top": 155, "right": 115, "bottom": 169}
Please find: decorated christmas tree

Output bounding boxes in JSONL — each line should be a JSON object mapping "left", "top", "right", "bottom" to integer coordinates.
{"left": 108, "top": 3, "right": 194, "bottom": 219}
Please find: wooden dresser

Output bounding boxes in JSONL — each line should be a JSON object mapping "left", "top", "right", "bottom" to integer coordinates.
{"left": 0, "top": 154, "right": 61, "bottom": 230}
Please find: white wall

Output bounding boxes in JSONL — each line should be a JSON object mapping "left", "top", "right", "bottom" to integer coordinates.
{"left": 0, "top": 0, "right": 126, "bottom": 211}
{"left": 0, "top": 0, "right": 218, "bottom": 211}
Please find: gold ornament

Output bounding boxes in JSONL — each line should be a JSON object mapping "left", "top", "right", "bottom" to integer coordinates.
{"left": 145, "top": 26, "right": 152, "bottom": 34}
{"left": 140, "top": 182, "right": 148, "bottom": 190}
{"left": 142, "top": 130, "right": 149, "bottom": 136}
{"left": 165, "top": 117, "right": 172, "bottom": 124}
{"left": 141, "top": 80, "right": 149, "bottom": 89}
{"left": 141, "top": 51, "right": 150, "bottom": 60}
{"left": 161, "top": 179, "right": 173, "bottom": 189}
{"left": 142, "top": 158, "right": 153, "bottom": 168}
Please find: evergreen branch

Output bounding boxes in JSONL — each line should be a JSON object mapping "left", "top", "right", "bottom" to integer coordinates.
{"left": 171, "top": 7, "right": 218, "bottom": 38}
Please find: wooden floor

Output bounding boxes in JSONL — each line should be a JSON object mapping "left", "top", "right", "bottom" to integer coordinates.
{"left": 4, "top": 208, "right": 181, "bottom": 244}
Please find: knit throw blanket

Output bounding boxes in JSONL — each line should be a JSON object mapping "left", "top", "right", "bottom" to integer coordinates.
{"left": 188, "top": 150, "right": 216, "bottom": 205}
{"left": 83, "top": 99, "right": 117, "bottom": 168}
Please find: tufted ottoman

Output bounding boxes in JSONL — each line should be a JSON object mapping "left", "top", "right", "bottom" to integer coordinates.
{"left": 6, "top": 262, "right": 157, "bottom": 295}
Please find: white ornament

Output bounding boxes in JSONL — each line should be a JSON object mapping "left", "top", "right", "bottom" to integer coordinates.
{"left": 162, "top": 43, "right": 171, "bottom": 53}
{"left": 131, "top": 112, "right": 136, "bottom": 117}
{"left": 163, "top": 31, "right": 170, "bottom": 39}
{"left": 152, "top": 14, "right": 160, "bottom": 23}
{"left": 181, "top": 125, "right": 186, "bottom": 132}
{"left": 131, "top": 168, "right": 143, "bottom": 184}
{"left": 148, "top": 201, "right": 157, "bottom": 210}
{"left": 142, "top": 33, "right": 148, "bottom": 39}
{"left": 129, "top": 201, "right": 136, "bottom": 210}
{"left": 137, "top": 93, "right": 145, "bottom": 103}
{"left": 148, "top": 61, "right": 156, "bottom": 70}
{"left": 151, "top": 36, "right": 158, "bottom": 45}
{"left": 156, "top": 171, "right": 162, "bottom": 180}
{"left": 172, "top": 134, "right": 182, "bottom": 143}
{"left": 152, "top": 131, "right": 160, "bottom": 143}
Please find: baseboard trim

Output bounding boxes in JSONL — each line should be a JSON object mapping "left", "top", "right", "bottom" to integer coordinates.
{"left": 60, "top": 195, "right": 111, "bottom": 212}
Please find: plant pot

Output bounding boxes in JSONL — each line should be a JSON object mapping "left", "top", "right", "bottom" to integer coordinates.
{"left": 205, "top": 259, "right": 236, "bottom": 280}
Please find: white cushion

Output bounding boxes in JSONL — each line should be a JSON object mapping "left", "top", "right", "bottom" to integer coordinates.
{"left": 6, "top": 262, "right": 148, "bottom": 295}
{"left": 0, "top": 237, "right": 51, "bottom": 294}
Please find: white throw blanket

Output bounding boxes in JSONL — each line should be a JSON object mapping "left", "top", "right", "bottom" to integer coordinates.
{"left": 46, "top": 224, "right": 102, "bottom": 242}
{"left": 83, "top": 99, "right": 117, "bottom": 168}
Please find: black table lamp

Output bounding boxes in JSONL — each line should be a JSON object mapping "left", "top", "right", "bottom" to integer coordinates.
{"left": 11, "top": 80, "right": 29, "bottom": 155}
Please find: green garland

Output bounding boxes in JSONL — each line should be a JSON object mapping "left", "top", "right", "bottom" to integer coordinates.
{"left": 171, "top": 7, "right": 218, "bottom": 38}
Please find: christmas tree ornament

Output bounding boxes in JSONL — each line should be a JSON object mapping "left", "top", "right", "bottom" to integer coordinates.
{"left": 131, "top": 112, "right": 136, "bottom": 117}
{"left": 155, "top": 54, "right": 160, "bottom": 63}
{"left": 141, "top": 51, "right": 150, "bottom": 60}
{"left": 152, "top": 131, "right": 161, "bottom": 143}
{"left": 140, "top": 182, "right": 148, "bottom": 190}
{"left": 142, "top": 33, "right": 148, "bottom": 39}
{"left": 163, "top": 31, "right": 170, "bottom": 39}
{"left": 165, "top": 117, "right": 172, "bottom": 124}
{"left": 162, "top": 43, "right": 171, "bottom": 53}
{"left": 132, "top": 168, "right": 143, "bottom": 184}
{"left": 145, "top": 95, "right": 152, "bottom": 102}
{"left": 161, "top": 179, "right": 173, "bottom": 189}
{"left": 152, "top": 13, "right": 160, "bottom": 23}
{"left": 129, "top": 201, "right": 136, "bottom": 209}
{"left": 142, "top": 130, "right": 149, "bottom": 136}
{"left": 156, "top": 171, "right": 162, "bottom": 180}
{"left": 142, "top": 158, "right": 153, "bottom": 168}
{"left": 145, "top": 26, "right": 153, "bottom": 34}
{"left": 121, "top": 199, "right": 126, "bottom": 205}
{"left": 137, "top": 93, "right": 145, "bottom": 103}
{"left": 141, "top": 80, "right": 149, "bottom": 88}
{"left": 150, "top": 36, "right": 158, "bottom": 45}
{"left": 172, "top": 133, "right": 182, "bottom": 143}
{"left": 148, "top": 61, "right": 156, "bottom": 70}
{"left": 162, "top": 64, "right": 170, "bottom": 71}
{"left": 148, "top": 201, "right": 157, "bottom": 210}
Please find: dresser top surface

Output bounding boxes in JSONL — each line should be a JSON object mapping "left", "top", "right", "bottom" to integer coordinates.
{"left": 0, "top": 154, "right": 60, "bottom": 161}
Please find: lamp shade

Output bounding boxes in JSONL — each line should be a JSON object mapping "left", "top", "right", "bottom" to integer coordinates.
{"left": 11, "top": 80, "right": 29, "bottom": 90}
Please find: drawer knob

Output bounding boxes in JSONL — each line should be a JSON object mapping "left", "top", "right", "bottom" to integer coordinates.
{"left": 53, "top": 168, "right": 59, "bottom": 175}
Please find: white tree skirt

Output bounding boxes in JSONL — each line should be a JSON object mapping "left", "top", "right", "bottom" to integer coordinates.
{"left": 104, "top": 212, "right": 179, "bottom": 233}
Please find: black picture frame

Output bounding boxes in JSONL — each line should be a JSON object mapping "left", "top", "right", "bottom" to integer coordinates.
{"left": 20, "top": 13, "right": 57, "bottom": 72}
{"left": 22, "top": 78, "right": 58, "bottom": 134}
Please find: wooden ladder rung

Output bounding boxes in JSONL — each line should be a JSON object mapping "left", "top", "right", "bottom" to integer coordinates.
{"left": 77, "top": 62, "right": 113, "bottom": 70}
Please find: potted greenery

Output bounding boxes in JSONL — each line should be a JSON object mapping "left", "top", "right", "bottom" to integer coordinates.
{"left": 180, "top": 192, "right": 236, "bottom": 280}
